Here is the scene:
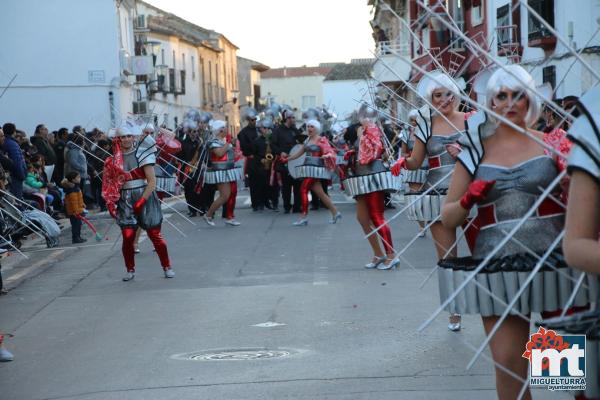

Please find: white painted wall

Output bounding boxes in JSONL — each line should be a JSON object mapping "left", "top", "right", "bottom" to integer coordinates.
{"left": 323, "top": 79, "right": 374, "bottom": 120}
{"left": 261, "top": 75, "right": 326, "bottom": 117}
{"left": 0, "top": 0, "right": 136, "bottom": 134}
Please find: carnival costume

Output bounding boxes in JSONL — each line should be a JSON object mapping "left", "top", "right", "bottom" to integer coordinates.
{"left": 404, "top": 106, "right": 464, "bottom": 222}
{"left": 438, "top": 110, "right": 597, "bottom": 316}
{"left": 343, "top": 122, "right": 401, "bottom": 255}
{"left": 540, "top": 89, "right": 600, "bottom": 399}
{"left": 400, "top": 126, "right": 428, "bottom": 186}
{"left": 102, "top": 121, "right": 173, "bottom": 280}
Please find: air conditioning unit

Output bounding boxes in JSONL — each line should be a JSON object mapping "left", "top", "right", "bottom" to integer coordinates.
{"left": 120, "top": 49, "right": 132, "bottom": 76}
{"left": 133, "top": 101, "right": 148, "bottom": 114}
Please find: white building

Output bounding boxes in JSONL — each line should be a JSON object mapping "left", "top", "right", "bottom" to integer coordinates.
{"left": 237, "top": 57, "right": 269, "bottom": 110}
{"left": 260, "top": 66, "right": 333, "bottom": 117}
{"left": 0, "top": 0, "right": 138, "bottom": 134}
{"left": 323, "top": 61, "right": 375, "bottom": 120}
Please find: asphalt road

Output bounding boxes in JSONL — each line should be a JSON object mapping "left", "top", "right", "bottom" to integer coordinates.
{"left": 0, "top": 190, "right": 570, "bottom": 399}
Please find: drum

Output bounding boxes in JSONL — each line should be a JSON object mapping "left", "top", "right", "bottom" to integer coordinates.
{"left": 287, "top": 144, "right": 305, "bottom": 179}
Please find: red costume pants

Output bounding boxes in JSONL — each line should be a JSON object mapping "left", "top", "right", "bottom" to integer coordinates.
{"left": 363, "top": 191, "right": 394, "bottom": 253}
{"left": 300, "top": 178, "right": 317, "bottom": 215}
{"left": 224, "top": 181, "right": 237, "bottom": 219}
{"left": 122, "top": 226, "right": 170, "bottom": 272}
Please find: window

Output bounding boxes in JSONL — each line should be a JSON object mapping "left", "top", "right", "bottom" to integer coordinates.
{"left": 543, "top": 65, "right": 556, "bottom": 93}
{"left": 528, "top": 0, "right": 554, "bottom": 40}
{"left": 447, "top": 0, "right": 465, "bottom": 49}
{"left": 302, "top": 96, "right": 316, "bottom": 109}
{"left": 496, "top": 4, "right": 511, "bottom": 46}
{"left": 471, "top": 5, "right": 483, "bottom": 26}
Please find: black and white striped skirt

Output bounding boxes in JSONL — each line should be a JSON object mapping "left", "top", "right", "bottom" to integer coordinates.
{"left": 405, "top": 191, "right": 446, "bottom": 222}
{"left": 402, "top": 169, "right": 428, "bottom": 185}
{"left": 204, "top": 167, "right": 243, "bottom": 184}
{"left": 156, "top": 175, "right": 176, "bottom": 194}
{"left": 437, "top": 253, "right": 598, "bottom": 317}
{"left": 295, "top": 165, "right": 332, "bottom": 180}
{"left": 343, "top": 171, "right": 401, "bottom": 197}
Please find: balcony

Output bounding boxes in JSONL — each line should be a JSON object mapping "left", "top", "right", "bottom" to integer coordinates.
{"left": 372, "top": 39, "right": 411, "bottom": 84}
{"left": 527, "top": 0, "right": 556, "bottom": 50}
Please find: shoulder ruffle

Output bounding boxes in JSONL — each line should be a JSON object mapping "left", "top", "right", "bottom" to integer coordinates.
{"left": 457, "top": 110, "right": 495, "bottom": 176}
{"left": 567, "top": 87, "right": 600, "bottom": 181}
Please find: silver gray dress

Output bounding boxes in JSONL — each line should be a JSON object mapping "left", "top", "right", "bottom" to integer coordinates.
{"left": 439, "top": 111, "right": 597, "bottom": 317}
{"left": 405, "top": 106, "right": 464, "bottom": 222}
{"left": 343, "top": 138, "right": 401, "bottom": 197}
{"left": 540, "top": 91, "right": 600, "bottom": 398}
{"left": 400, "top": 128, "right": 428, "bottom": 185}
{"left": 117, "top": 135, "right": 163, "bottom": 229}
{"left": 295, "top": 141, "right": 333, "bottom": 180}
{"left": 204, "top": 139, "right": 243, "bottom": 184}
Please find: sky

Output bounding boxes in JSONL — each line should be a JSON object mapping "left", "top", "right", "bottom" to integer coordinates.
{"left": 144, "top": 0, "right": 375, "bottom": 68}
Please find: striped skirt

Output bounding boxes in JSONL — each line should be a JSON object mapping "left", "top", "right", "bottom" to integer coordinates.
{"left": 404, "top": 191, "right": 445, "bottom": 222}
{"left": 402, "top": 169, "right": 428, "bottom": 185}
{"left": 343, "top": 171, "right": 402, "bottom": 197}
{"left": 204, "top": 167, "right": 243, "bottom": 184}
{"left": 295, "top": 165, "right": 332, "bottom": 180}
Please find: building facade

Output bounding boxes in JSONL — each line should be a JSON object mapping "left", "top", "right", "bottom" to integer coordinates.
{"left": 323, "top": 60, "right": 375, "bottom": 120}
{"left": 237, "top": 57, "right": 269, "bottom": 110}
{"left": 260, "top": 66, "right": 333, "bottom": 118}
{"left": 0, "top": 0, "right": 138, "bottom": 134}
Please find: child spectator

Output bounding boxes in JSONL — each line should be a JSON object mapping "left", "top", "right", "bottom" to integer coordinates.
{"left": 62, "top": 171, "right": 87, "bottom": 244}
{"left": 24, "top": 163, "right": 55, "bottom": 211}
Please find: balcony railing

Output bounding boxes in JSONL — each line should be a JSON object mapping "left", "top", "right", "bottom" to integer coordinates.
{"left": 375, "top": 39, "right": 410, "bottom": 57}
{"left": 528, "top": 0, "right": 556, "bottom": 48}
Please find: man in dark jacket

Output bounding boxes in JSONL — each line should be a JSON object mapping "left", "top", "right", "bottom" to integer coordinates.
{"left": 271, "top": 110, "right": 302, "bottom": 213}
{"left": 178, "top": 129, "right": 203, "bottom": 216}
{"left": 1, "top": 123, "right": 27, "bottom": 199}
{"left": 52, "top": 127, "right": 68, "bottom": 183}
{"left": 30, "top": 124, "right": 56, "bottom": 166}
{"left": 237, "top": 113, "right": 259, "bottom": 210}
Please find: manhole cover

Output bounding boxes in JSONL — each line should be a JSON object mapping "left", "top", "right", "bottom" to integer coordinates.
{"left": 172, "top": 348, "right": 296, "bottom": 361}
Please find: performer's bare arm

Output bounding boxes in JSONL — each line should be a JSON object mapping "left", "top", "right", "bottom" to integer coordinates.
{"left": 141, "top": 164, "right": 156, "bottom": 200}
{"left": 441, "top": 162, "right": 472, "bottom": 229}
{"left": 403, "top": 139, "right": 426, "bottom": 170}
{"left": 564, "top": 170, "right": 600, "bottom": 273}
{"left": 286, "top": 145, "right": 305, "bottom": 161}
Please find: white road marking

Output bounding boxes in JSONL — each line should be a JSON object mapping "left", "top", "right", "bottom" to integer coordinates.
{"left": 252, "top": 321, "right": 287, "bottom": 328}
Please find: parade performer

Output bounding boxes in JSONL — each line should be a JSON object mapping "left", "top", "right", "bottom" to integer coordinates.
{"left": 391, "top": 71, "right": 466, "bottom": 331}
{"left": 252, "top": 117, "right": 278, "bottom": 210}
{"left": 237, "top": 108, "right": 260, "bottom": 210}
{"left": 283, "top": 120, "right": 341, "bottom": 226}
{"left": 400, "top": 110, "right": 429, "bottom": 237}
{"left": 202, "top": 120, "right": 243, "bottom": 227}
{"left": 154, "top": 125, "right": 181, "bottom": 200}
{"left": 179, "top": 117, "right": 203, "bottom": 216}
{"left": 542, "top": 87, "right": 600, "bottom": 400}
{"left": 343, "top": 116, "right": 401, "bottom": 270}
{"left": 439, "top": 65, "right": 595, "bottom": 399}
{"left": 102, "top": 120, "right": 174, "bottom": 281}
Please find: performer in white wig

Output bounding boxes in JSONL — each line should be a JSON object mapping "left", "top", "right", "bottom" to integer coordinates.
{"left": 342, "top": 112, "right": 402, "bottom": 270}
{"left": 400, "top": 109, "right": 429, "bottom": 237}
{"left": 390, "top": 70, "right": 467, "bottom": 330}
{"left": 202, "top": 120, "right": 244, "bottom": 227}
{"left": 283, "top": 119, "right": 341, "bottom": 226}
{"left": 440, "top": 65, "right": 596, "bottom": 399}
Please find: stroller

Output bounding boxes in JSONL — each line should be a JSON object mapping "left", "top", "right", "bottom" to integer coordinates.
{"left": 0, "top": 196, "right": 60, "bottom": 249}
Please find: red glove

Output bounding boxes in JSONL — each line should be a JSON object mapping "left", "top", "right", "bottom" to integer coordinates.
{"left": 460, "top": 180, "right": 496, "bottom": 210}
{"left": 133, "top": 197, "right": 147, "bottom": 215}
{"left": 343, "top": 149, "right": 355, "bottom": 161}
{"left": 108, "top": 203, "right": 118, "bottom": 219}
{"left": 390, "top": 157, "right": 407, "bottom": 176}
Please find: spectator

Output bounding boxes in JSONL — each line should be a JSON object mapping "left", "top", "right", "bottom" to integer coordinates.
{"left": 31, "top": 155, "right": 63, "bottom": 215}
{"left": 31, "top": 124, "right": 57, "bottom": 179}
{"left": 52, "top": 127, "right": 68, "bottom": 183}
{"left": 24, "top": 163, "right": 56, "bottom": 212}
{"left": 62, "top": 171, "right": 87, "bottom": 244}
{"left": 0, "top": 129, "right": 14, "bottom": 175}
{"left": 1, "top": 123, "right": 27, "bottom": 199}
{"left": 64, "top": 134, "right": 89, "bottom": 195}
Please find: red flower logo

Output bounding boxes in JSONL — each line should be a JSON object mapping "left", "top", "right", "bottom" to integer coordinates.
{"left": 522, "top": 327, "right": 570, "bottom": 371}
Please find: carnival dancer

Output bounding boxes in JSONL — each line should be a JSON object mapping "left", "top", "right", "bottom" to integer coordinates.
{"left": 343, "top": 116, "right": 401, "bottom": 270}
{"left": 400, "top": 110, "right": 429, "bottom": 237}
{"left": 390, "top": 71, "right": 466, "bottom": 331}
{"left": 237, "top": 108, "right": 260, "bottom": 211}
{"left": 541, "top": 87, "right": 600, "bottom": 400}
{"left": 283, "top": 120, "right": 341, "bottom": 226}
{"left": 439, "top": 65, "right": 595, "bottom": 399}
{"left": 202, "top": 120, "right": 243, "bottom": 227}
{"left": 102, "top": 120, "right": 174, "bottom": 281}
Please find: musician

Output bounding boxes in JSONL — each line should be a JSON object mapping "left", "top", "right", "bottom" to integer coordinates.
{"left": 252, "top": 117, "right": 278, "bottom": 211}
{"left": 202, "top": 120, "right": 243, "bottom": 227}
{"left": 237, "top": 108, "right": 260, "bottom": 211}
{"left": 283, "top": 119, "right": 341, "bottom": 226}
{"left": 271, "top": 109, "right": 302, "bottom": 213}
{"left": 197, "top": 112, "right": 217, "bottom": 215}
{"left": 102, "top": 120, "right": 174, "bottom": 281}
{"left": 178, "top": 121, "right": 202, "bottom": 217}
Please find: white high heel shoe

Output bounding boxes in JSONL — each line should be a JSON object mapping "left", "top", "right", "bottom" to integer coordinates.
{"left": 364, "top": 256, "right": 386, "bottom": 269}
{"left": 292, "top": 218, "right": 308, "bottom": 226}
{"left": 448, "top": 314, "right": 462, "bottom": 331}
